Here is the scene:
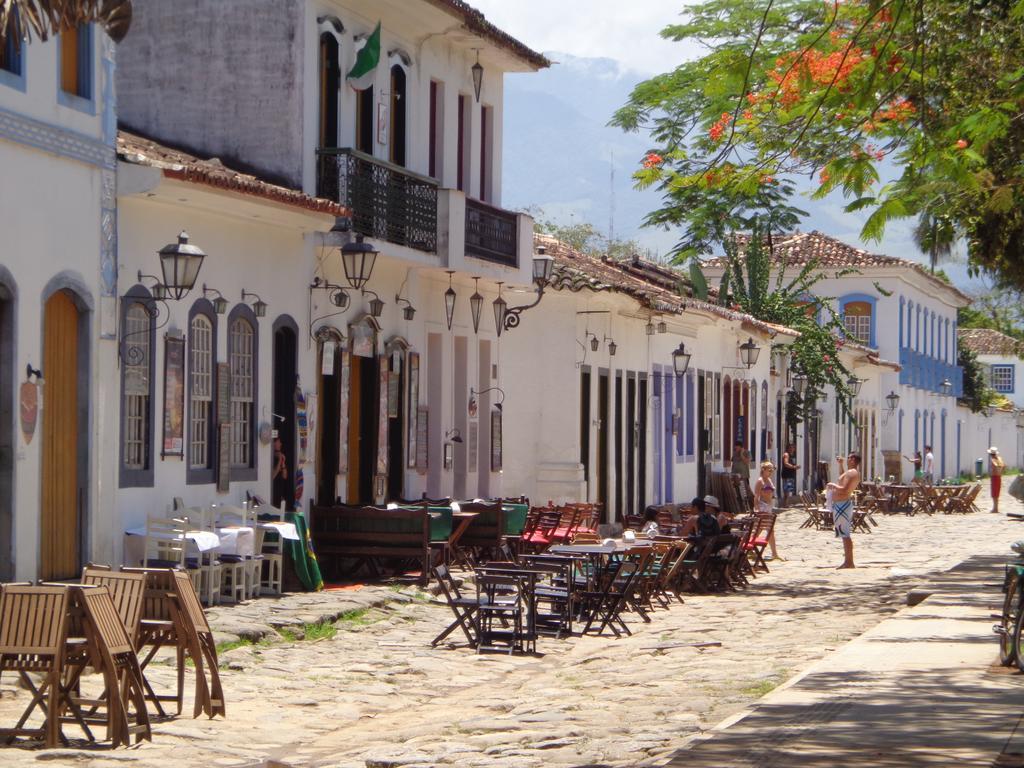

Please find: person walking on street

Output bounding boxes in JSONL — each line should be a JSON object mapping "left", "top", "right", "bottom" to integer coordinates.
{"left": 753, "top": 461, "right": 783, "bottom": 560}
{"left": 903, "top": 450, "right": 923, "bottom": 481}
{"left": 781, "top": 444, "right": 799, "bottom": 505}
{"left": 827, "top": 452, "right": 862, "bottom": 569}
{"left": 923, "top": 445, "right": 935, "bottom": 484}
{"left": 989, "top": 446, "right": 1005, "bottom": 514}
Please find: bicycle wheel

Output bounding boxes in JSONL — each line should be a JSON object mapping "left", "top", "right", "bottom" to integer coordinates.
{"left": 1001, "top": 572, "right": 1019, "bottom": 666}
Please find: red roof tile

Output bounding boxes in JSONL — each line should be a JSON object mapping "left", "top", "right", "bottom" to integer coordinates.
{"left": 117, "top": 131, "right": 348, "bottom": 218}
{"left": 703, "top": 231, "right": 970, "bottom": 303}
{"left": 957, "top": 328, "right": 1022, "bottom": 357}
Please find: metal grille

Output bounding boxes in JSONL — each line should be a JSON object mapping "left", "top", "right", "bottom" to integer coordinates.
{"left": 189, "top": 314, "right": 213, "bottom": 469}
{"left": 229, "top": 318, "right": 254, "bottom": 468}
{"left": 123, "top": 302, "right": 150, "bottom": 470}
{"left": 316, "top": 147, "right": 438, "bottom": 253}
{"left": 465, "top": 198, "right": 518, "bottom": 266}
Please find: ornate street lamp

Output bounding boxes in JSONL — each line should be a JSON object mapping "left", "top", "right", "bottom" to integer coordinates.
{"left": 940, "top": 378, "right": 952, "bottom": 396}
{"left": 657, "top": 320, "right": 668, "bottom": 334}
{"left": 739, "top": 337, "right": 761, "bottom": 368}
{"left": 444, "top": 271, "right": 457, "bottom": 331}
{"left": 158, "top": 231, "right": 206, "bottom": 300}
{"left": 469, "top": 386, "right": 505, "bottom": 414}
{"left": 470, "top": 277, "right": 484, "bottom": 334}
{"left": 363, "top": 290, "right": 385, "bottom": 319}
{"left": 396, "top": 296, "right": 416, "bottom": 321}
{"left": 605, "top": 336, "right": 617, "bottom": 356}
{"left": 341, "top": 234, "right": 378, "bottom": 291}
{"left": 645, "top": 321, "right": 655, "bottom": 336}
{"left": 885, "top": 390, "right": 900, "bottom": 412}
{"left": 793, "top": 373, "right": 809, "bottom": 397}
{"left": 672, "top": 342, "right": 691, "bottom": 376}
{"left": 500, "top": 249, "right": 555, "bottom": 333}
{"left": 847, "top": 375, "right": 863, "bottom": 398}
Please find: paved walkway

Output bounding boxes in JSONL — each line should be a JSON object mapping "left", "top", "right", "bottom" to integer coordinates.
{"left": 663, "top": 552, "right": 1024, "bottom": 767}
{"left": 1, "top": 487, "right": 1022, "bottom": 767}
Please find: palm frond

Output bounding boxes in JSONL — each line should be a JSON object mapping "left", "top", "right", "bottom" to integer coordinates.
{"left": 1, "top": 0, "right": 132, "bottom": 44}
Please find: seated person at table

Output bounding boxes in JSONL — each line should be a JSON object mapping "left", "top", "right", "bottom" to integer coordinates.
{"left": 640, "top": 506, "right": 661, "bottom": 537}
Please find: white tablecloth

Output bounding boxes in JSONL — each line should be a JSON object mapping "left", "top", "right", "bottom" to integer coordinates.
{"left": 259, "top": 521, "right": 300, "bottom": 540}
{"left": 123, "top": 525, "right": 256, "bottom": 565}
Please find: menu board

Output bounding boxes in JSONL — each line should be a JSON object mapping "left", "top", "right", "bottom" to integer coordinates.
{"left": 415, "top": 405, "right": 429, "bottom": 473}
{"left": 490, "top": 409, "right": 502, "bottom": 472}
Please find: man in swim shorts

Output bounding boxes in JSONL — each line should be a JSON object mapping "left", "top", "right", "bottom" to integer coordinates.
{"left": 827, "top": 452, "right": 862, "bottom": 569}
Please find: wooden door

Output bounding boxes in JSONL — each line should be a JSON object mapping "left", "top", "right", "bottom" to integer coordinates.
{"left": 347, "top": 354, "right": 363, "bottom": 503}
{"left": 41, "top": 291, "right": 80, "bottom": 580}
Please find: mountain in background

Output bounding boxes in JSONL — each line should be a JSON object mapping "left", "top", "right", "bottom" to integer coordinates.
{"left": 501, "top": 52, "right": 979, "bottom": 288}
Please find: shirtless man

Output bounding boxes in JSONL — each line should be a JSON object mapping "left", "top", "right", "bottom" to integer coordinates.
{"left": 827, "top": 452, "right": 862, "bottom": 569}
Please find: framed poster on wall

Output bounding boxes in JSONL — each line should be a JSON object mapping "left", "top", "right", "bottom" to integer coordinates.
{"left": 162, "top": 333, "right": 185, "bottom": 457}
{"left": 415, "top": 405, "right": 429, "bottom": 473}
{"left": 407, "top": 353, "right": 419, "bottom": 468}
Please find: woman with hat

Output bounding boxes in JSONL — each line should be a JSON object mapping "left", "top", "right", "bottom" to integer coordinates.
{"left": 989, "top": 446, "right": 1005, "bottom": 514}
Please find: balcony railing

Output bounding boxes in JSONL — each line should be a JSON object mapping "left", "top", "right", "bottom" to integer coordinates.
{"left": 316, "top": 148, "right": 438, "bottom": 253}
{"left": 465, "top": 198, "right": 518, "bottom": 267}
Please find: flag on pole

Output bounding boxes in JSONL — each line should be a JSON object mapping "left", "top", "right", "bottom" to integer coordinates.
{"left": 347, "top": 22, "right": 381, "bottom": 91}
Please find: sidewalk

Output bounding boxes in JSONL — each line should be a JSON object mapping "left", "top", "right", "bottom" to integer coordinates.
{"left": 662, "top": 552, "right": 1024, "bottom": 767}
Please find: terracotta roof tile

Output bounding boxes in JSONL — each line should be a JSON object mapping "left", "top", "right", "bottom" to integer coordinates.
{"left": 537, "top": 233, "right": 798, "bottom": 339}
{"left": 425, "top": 0, "right": 549, "bottom": 70}
{"left": 957, "top": 328, "right": 1023, "bottom": 357}
{"left": 703, "top": 230, "right": 970, "bottom": 303}
{"left": 117, "top": 131, "right": 348, "bottom": 218}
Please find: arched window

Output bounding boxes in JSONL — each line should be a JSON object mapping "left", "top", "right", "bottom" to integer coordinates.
{"left": 228, "top": 307, "right": 258, "bottom": 478}
{"left": 840, "top": 295, "right": 875, "bottom": 346}
{"left": 390, "top": 63, "right": 407, "bottom": 166}
{"left": 187, "top": 300, "right": 217, "bottom": 484}
{"left": 120, "top": 286, "right": 155, "bottom": 487}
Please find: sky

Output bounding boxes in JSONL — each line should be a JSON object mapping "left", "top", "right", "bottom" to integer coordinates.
{"left": 470, "top": 0, "right": 695, "bottom": 75}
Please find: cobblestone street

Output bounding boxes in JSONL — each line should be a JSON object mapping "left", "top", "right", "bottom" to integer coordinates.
{"left": 2, "top": 489, "right": 1022, "bottom": 768}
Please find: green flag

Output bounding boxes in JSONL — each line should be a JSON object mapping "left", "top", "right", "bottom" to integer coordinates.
{"left": 347, "top": 22, "right": 381, "bottom": 91}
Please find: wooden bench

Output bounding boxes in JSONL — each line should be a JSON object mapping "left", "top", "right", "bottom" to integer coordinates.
{"left": 310, "top": 505, "right": 451, "bottom": 586}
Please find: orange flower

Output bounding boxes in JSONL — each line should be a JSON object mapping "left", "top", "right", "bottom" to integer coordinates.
{"left": 819, "top": 168, "right": 831, "bottom": 184}
{"left": 642, "top": 152, "right": 664, "bottom": 169}
{"left": 956, "top": 139, "right": 968, "bottom": 150}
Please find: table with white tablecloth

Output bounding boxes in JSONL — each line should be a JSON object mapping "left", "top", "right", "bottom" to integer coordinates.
{"left": 123, "top": 525, "right": 256, "bottom": 566}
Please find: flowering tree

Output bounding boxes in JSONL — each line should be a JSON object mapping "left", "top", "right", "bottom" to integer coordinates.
{"left": 614, "top": 0, "right": 1024, "bottom": 288}
{"left": 0, "top": 1, "right": 132, "bottom": 44}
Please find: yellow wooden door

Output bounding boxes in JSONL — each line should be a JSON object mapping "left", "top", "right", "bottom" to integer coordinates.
{"left": 41, "top": 291, "right": 80, "bottom": 580}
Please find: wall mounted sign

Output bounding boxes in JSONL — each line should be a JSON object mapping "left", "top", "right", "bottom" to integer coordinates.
{"left": 351, "top": 322, "right": 374, "bottom": 358}
{"left": 217, "top": 422, "right": 231, "bottom": 493}
{"left": 387, "top": 370, "right": 400, "bottom": 419}
{"left": 321, "top": 340, "right": 336, "bottom": 376}
{"left": 468, "top": 421, "right": 478, "bottom": 468}
{"left": 407, "top": 353, "right": 419, "bottom": 468}
{"left": 162, "top": 333, "right": 185, "bottom": 458}
{"left": 415, "top": 405, "right": 428, "bottom": 473}
{"left": 490, "top": 409, "right": 503, "bottom": 472}
{"left": 19, "top": 381, "right": 38, "bottom": 445}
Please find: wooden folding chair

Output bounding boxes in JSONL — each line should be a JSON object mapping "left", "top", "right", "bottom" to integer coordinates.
{"left": 170, "top": 570, "right": 225, "bottom": 718}
{"left": 76, "top": 586, "right": 152, "bottom": 746}
{"left": 579, "top": 559, "right": 639, "bottom": 637}
{"left": 0, "top": 585, "right": 70, "bottom": 748}
{"left": 430, "top": 564, "right": 479, "bottom": 647}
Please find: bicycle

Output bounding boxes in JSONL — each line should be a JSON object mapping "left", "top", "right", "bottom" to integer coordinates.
{"left": 995, "top": 560, "right": 1024, "bottom": 668}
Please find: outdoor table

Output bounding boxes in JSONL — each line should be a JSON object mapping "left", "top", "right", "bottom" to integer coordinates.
{"left": 886, "top": 485, "right": 914, "bottom": 514}
{"left": 123, "top": 525, "right": 256, "bottom": 566}
{"left": 448, "top": 511, "right": 480, "bottom": 568}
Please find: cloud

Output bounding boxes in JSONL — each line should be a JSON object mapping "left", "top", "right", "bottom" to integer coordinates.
{"left": 470, "top": 0, "right": 698, "bottom": 75}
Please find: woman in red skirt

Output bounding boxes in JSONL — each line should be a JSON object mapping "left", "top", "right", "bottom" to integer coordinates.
{"left": 990, "top": 446, "right": 1005, "bottom": 514}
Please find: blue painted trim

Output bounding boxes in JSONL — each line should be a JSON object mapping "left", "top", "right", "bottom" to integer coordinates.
{"left": 838, "top": 292, "right": 878, "bottom": 348}
{"left": 0, "top": 103, "right": 112, "bottom": 168}
{"left": 916, "top": 305, "right": 921, "bottom": 352}
{"left": 0, "top": 9, "right": 25, "bottom": 92}
{"left": 57, "top": 24, "right": 96, "bottom": 116}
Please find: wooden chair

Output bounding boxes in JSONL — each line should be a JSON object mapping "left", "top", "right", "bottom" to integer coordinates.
{"left": 76, "top": 586, "right": 152, "bottom": 746}
{"left": 0, "top": 585, "right": 70, "bottom": 747}
{"left": 430, "top": 564, "right": 479, "bottom": 647}
{"left": 256, "top": 501, "right": 286, "bottom": 596}
{"left": 170, "top": 570, "right": 225, "bottom": 718}
{"left": 143, "top": 514, "right": 203, "bottom": 592}
{"left": 579, "top": 559, "right": 640, "bottom": 637}
{"left": 743, "top": 513, "right": 776, "bottom": 573}
{"left": 81, "top": 567, "right": 145, "bottom": 644}
{"left": 475, "top": 572, "right": 527, "bottom": 654}
{"left": 213, "top": 505, "right": 249, "bottom": 603}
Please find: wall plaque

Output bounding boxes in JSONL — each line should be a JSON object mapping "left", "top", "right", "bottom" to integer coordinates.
{"left": 415, "top": 405, "right": 429, "bottom": 473}
{"left": 162, "top": 333, "right": 185, "bottom": 457}
{"left": 490, "top": 409, "right": 503, "bottom": 472}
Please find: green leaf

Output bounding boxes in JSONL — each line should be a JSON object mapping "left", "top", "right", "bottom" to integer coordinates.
{"left": 689, "top": 261, "right": 709, "bottom": 301}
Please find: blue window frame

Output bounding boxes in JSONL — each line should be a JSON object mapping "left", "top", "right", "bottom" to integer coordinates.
{"left": 839, "top": 293, "right": 878, "bottom": 347}
{"left": 57, "top": 23, "right": 94, "bottom": 114}
{"left": 992, "top": 364, "right": 1015, "bottom": 394}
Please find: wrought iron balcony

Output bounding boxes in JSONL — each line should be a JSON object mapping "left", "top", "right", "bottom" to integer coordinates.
{"left": 465, "top": 198, "right": 519, "bottom": 267}
{"left": 316, "top": 148, "right": 438, "bottom": 253}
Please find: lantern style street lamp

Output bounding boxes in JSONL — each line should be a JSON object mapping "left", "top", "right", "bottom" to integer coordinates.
{"left": 493, "top": 282, "right": 507, "bottom": 337}
{"left": 471, "top": 50, "right": 484, "bottom": 102}
{"left": 241, "top": 290, "right": 267, "bottom": 317}
{"left": 672, "top": 342, "right": 691, "bottom": 376}
{"left": 885, "top": 390, "right": 900, "bottom": 412}
{"left": 158, "top": 231, "right": 206, "bottom": 300}
{"left": 444, "top": 271, "right": 457, "bottom": 331}
{"left": 470, "top": 278, "right": 484, "bottom": 334}
{"left": 605, "top": 336, "right": 617, "bottom": 356}
{"left": 739, "top": 337, "right": 761, "bottom": 368}
{"left": 341, "top": 234, "right": 378, "bottom": 291}
{"left": 202, "top": 284, "right": 229, "bottom": 315}
{"left": 793, "top": 373, "right": 808, "bottom": 397}
{"left": 363, "top": 290, "right": 384, "bottom": 319}
{"left": 847, "top": 375, "right": 863, "bottom": 398}
{"left": 499, "top": 250, "right": 556, "bottom": 333}
{"left": 940, "top": 378, "right": 952, "bottom": 396}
